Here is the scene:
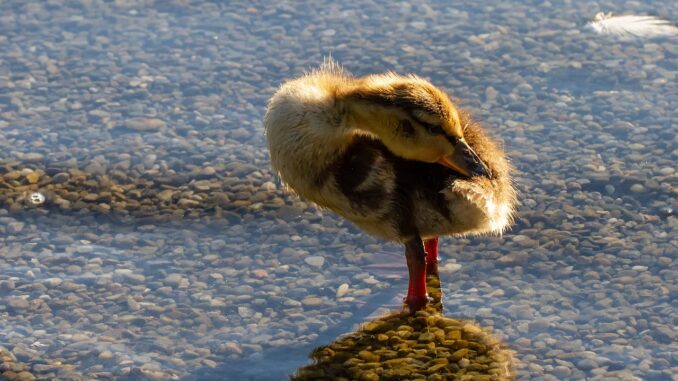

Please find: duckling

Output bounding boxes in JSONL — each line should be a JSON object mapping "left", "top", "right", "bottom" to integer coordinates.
{"left": 265, "top": 60, "right": 516, "bottom": 312}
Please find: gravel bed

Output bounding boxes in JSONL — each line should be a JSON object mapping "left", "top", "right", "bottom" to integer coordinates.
{"left": 1, "top": 0, "right": 676, "bottom": 380}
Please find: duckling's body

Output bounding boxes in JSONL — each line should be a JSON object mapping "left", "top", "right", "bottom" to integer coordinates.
{"left": 265, "top": 61, "right": 516, "bottom": 311}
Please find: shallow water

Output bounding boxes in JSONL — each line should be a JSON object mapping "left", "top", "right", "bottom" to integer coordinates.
{"left": 1, "top": 0, "right": 676, "bottom": 380}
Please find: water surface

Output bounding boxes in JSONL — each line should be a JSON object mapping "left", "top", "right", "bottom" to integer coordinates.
{"left": 0, "top": 0, "right": 676, "bottom": 380}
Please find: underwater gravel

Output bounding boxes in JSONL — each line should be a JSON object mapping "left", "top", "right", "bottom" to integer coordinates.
{"left": 294, "top": 310, "right": 514, "bottom": 381}
{"left": 1, "top": 0, "right": 677, "bottom": 380}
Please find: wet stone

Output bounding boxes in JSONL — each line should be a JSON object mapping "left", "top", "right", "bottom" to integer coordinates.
{"left": 232, "top": 285, "right": 254, "bottom": 295}
{"left": 304, "top": 256, "right": 325, "bottom": 268}
{"left": 124, "top": 118, "right": 167, "bottom": 131}
{"left": 7, "top": 297, "right": 30, "bottom": 311}
{"left": 336, "top": 283, "right": 350, "bottom": 298}
{"left": 302, "top": 297, "right": 324, "bottom": 306}
{"left": 22, "top": 153, "right": 44, "bottom": 162}
{"left": 7, "top": 222, "right": 25, "bottom": 234}
{"left": 97, "top": 351, "right": 113, "bottom": 361}
{"left": 52, "top": 172, "right": 70, "bottom": 183}
{"left": 114, "top": 269, "right": 146, "bottom": 284}
{"left": 528, "top": 319, "right": 550, "bottom": 332}
{"left": 0, "top": 279, "right": 16, "bottom": 291}
{"left": 2, "top": 371, "right": 37, "bottom": 381}
{"left": 24, "top": 172, "right": 40, "bottom": 184}
{"left": 163, "top": 274, "right": 184, "bottom": 287}
{"left": 576, "top": 358, "right": 598, "bottom": 370}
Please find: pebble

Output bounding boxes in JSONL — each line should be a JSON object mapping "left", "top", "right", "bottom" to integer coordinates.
{"left": 301, "top": 297, "right": 323, "bottom": 306}
{"left": 114, "top": 269, "right": 146, "bottom": 284}
{"left": 657, "top": 167, "right": 674, "bottom": 175}
{"left": 7, "top": 298, "right": 30, "bottom": 311}
{"left": 304, "top": 256, "right": 325, "bottom": 268}
{"left": 553, "top": 365, "right": 572, "bottom": 378}
{"left": 576, "top": 358, "right": 598, "bottom": 370}
{"left": 439, "top": 262, "right": 462, "bottom": 274}
{"left": 164, "top": 274, "right": 185, "bottom": 288}
{"left": 52, "top": 172, "right": 70, "bottom": 183}
{"left": 485, "top": 86, "right": 498, "bottom": 102}
{"left": 24, "top": 173, "right": 40, "bottom": 184}
{"left": 336, "top": 283, "right": 350, "bottom": 298}
{"left": 126, "top": 297, "right": 140, "bottom": 311}
{"left": 528, "top": 319, "right": 551, "bottom": 333}
{"left": 98, "top": 351, "right": 113, "bottom": 360}
{"left": 22, "top": 153, "right": 44, "bottom": 162}
{"left": 0, "top": 279, "right": 16, "bottom": 291}
{"left": 232, "top": 285, "right": 254, "bottom": 295}
{"left": 2, "top": 371, "right": 36, "bottom": 381}
{"left": 6, "top": 222, "right": 24, "bottom": 234}
{"left": 124, "top": 118, "right": 167, "bottom": 132}
{"left": 238, "top": 306, "right": 253, "bottom": 318}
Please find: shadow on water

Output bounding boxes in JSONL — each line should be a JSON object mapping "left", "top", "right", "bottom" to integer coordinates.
{"left": 189, "top": 265, "right": 514, "bottom": 381}
{"left": 181, "top": 283, "right": 403, "bottom": 381}
{"left": 3, "top": 161, "right": 671, "bottom": 233}
{"left": 0, "top": 161, "right": 294, "bottom": 226}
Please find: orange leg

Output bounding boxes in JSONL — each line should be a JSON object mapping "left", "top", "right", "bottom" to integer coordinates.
{"left": 404, "top": 237, "right": 428, "bottom": 312}
{"left": 424, "top": 237, "right": 439, "bottom": 266}
{"left": 424, "top": 237, "right": 442, "bottom": 307}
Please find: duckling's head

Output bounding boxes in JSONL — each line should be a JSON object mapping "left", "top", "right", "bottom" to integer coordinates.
{"left": 346, "top": 74, "right": 490, "bottom": 178}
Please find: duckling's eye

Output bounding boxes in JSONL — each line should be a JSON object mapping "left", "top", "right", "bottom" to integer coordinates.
{"left": 419, "top": 120, "right": 444, "bottom": 135}
{"left": 397, "top": 120, "right": 416, "bottom": 137}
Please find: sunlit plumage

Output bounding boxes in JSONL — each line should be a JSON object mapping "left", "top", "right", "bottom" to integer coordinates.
{"left": 265, "top": 60, "right": 516, "bottom": 311}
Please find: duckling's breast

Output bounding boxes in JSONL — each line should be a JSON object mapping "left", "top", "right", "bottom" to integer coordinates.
{"left": 416, "top": 119, "right": 516, "bottom": 238}
{"left": 387, "top": 120, "right": 516, "bottom": 240}
{"left": 322, "top": 135, "right": 516, "bottom": 242}
{"left": 386, "top": 159, "right": 512, "bottom": 240}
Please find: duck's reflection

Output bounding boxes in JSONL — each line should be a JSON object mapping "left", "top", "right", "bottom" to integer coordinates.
{"left": 293, "top": 263, "right": 514, "bottom": 380}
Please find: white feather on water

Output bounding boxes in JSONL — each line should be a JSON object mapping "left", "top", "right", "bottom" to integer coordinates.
{"left": 589, "top": 12, "right": 678, "bottom": 38}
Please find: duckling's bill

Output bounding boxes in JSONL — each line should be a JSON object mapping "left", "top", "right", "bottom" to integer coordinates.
{"left": 437, "top": 139, "right": 491, "bottom": 178}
